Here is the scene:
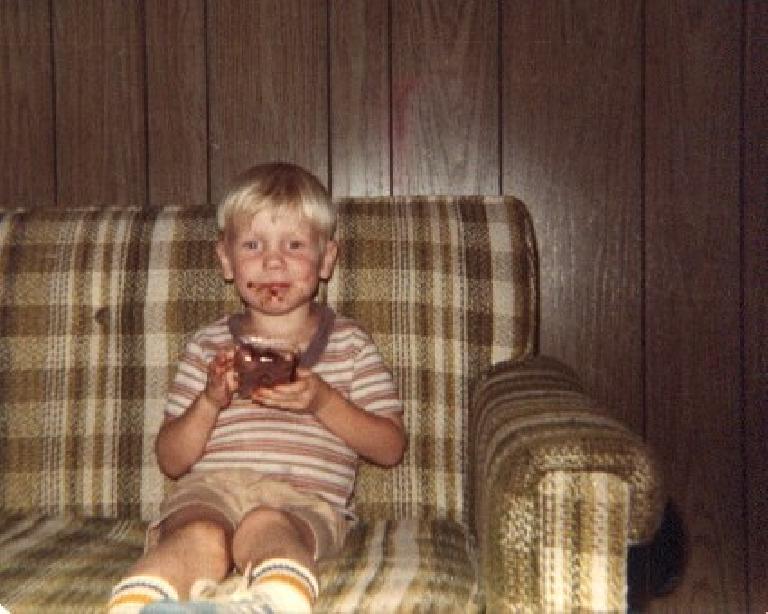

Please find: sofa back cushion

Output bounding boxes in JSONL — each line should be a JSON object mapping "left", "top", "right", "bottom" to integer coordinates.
{"left": 0, "top": 197, "right": 537, "bottom": 522}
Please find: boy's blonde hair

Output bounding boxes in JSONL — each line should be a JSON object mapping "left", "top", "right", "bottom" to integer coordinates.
{"left": 217, "top": 163, "right": 336, "bottom": 241}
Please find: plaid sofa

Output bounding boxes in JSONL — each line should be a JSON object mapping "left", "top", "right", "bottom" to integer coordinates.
{"left": 0, "top": 197, "right": 663, "bottom": 613}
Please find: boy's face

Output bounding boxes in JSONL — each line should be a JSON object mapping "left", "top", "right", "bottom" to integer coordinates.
{"left": 216, "top": 208, "right": 337, "bottom": 317}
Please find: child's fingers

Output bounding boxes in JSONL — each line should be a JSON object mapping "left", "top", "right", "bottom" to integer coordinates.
{"left": 295, "top": 367, "right": 320, "bottom": 385}
{"left": 209, "top": 350, "right": 235, "bottom": 376}
{"left": 204, "top": 351, "right": 237, "bottom": 407}
{"left": 213, "top": 350, "right": 234, "bottom": 368}
{"left": 226, "top": 370, "right": 238, "bottom": 393}
{"left": 252, "top": 376, "right": 318, "bottom": 413}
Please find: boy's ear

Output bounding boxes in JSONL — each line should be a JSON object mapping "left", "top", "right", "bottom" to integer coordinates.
{"left": 215, "top": 239, "right": 234, "bottom": 282}
{"left": 320, "top": 240, "right": 338, "bottom": 281}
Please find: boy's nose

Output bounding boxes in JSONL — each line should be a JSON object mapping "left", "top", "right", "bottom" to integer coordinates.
{"left": 263, "top": 247, "right": 286, "bottom": 269}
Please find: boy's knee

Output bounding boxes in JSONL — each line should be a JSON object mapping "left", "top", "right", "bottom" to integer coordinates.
{"left": 171, "top": 519, "right": 232, "bottom": 577}
{"left": 175, "top": 518, "right": 228, "bottom": 544}
{"left": 232, "top": 507, "right": 314, "bottom": 567}
{"left": 237, "top": 507, "right": 291, "bottom": 531}
{"left": 160, "top": 509, "right": 233, "bottom": 559}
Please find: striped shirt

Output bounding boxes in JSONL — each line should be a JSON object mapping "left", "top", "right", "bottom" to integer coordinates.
{"left": 165, "top": 306, "right": 402, "bottom": 513}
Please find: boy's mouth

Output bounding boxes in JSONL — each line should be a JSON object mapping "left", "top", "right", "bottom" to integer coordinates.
{"left": 247, "top": 282, "right": 290, "bottom": 300}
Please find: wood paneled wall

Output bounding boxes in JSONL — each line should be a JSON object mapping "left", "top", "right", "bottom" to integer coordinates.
{"left": 1, "top": 1, "right": 764, "bottom": 611}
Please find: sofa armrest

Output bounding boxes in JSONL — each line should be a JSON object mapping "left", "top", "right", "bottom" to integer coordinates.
{"left": 469, "top": 355, "right": 664, "bottom": 612}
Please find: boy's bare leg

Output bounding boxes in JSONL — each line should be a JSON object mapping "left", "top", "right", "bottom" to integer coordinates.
{"left": 232, "top": 507, "right": 316, "bottom": 574}
{"left": 131, "top": 506, "right": 234, "bottom": 599}
{"left": 231, "top": 507, "right": 319, "bottom": 611}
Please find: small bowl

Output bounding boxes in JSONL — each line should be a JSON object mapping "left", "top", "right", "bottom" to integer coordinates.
{"left": 233, "top": 337, "right": 298, "bottom": 397}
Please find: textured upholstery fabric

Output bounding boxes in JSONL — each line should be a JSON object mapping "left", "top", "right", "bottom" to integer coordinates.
{"left": 328, "top": 196, "right": 537, "bottom": 522}
{"left": 538, "top": 472, "right": 630, "bottom": 613}
{"left": 471, "top": 355, "right": 664, "bottom": 611}
{"left": 0, "top": 198, "right": 537, "bottom": 524}
{"left": 0, "top": 513, "right": 478, "bottom": 613}
{"left": 0, "top": 208, "right": 234, "bottom": 520}
{"left": 0, "top": 198, "right": 662, "bottom": 612}
{"left": 316, "top": 518, "right": 480, "bottom": 613}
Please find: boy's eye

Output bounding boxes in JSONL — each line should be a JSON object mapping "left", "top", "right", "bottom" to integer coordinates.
{"left": 287, "top": 240, "right": 306, "bottom": 250}
{"left": 243, "top": 240, "right": 262, "bottom": 250}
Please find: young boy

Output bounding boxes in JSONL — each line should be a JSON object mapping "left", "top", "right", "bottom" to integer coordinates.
{"left": 108, "top": 163, "right": 406, "bottom": 613}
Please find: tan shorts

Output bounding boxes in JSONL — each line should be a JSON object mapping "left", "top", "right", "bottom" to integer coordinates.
{"left": 146, "top": 469, "right": 350, "bottom": 560}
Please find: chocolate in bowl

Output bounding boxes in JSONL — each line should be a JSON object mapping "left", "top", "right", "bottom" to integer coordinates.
{"left": 233, "top": 337, "right": 298, "bottom": 398}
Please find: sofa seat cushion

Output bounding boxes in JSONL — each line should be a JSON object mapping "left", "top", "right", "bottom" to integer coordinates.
{"left": 0, "top": 512, "right": 145, "bottom": 613}
{"left": 317, "top": 518, "right": 480, "bottom": 613}
{"left": 0, "top": 514, "right": 479, "bottom": 613}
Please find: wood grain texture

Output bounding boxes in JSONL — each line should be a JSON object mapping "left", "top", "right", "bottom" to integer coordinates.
{"left": 0, "top": 3, "right": 761, "bottom": 609}
{"left": 744, "top": 3, "right": 767, "bottom": 612}
{"left": 53, "top": 0, "right": 146, "bottom": 207}
{"left": 645, "top": 2, "right": 744, "bottom": 611}
{"left": 391, "top": 0, "right": 498, "bottom": 195}
{"left": 145, "top": 0, "right": 208, "bottom": 206}
{"left": 0, "top": 0, "right": 55, "bottom": 207}
{"left": 501, "top": 0, "right": 643, "bottom": 429}
{"left": 207, "top": 0, "right": 328, "bottom": 202}
{"left": 330, "top": 0, "right": 390, "bottom": 197}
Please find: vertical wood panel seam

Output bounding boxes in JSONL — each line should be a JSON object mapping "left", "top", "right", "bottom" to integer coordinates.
{"left": 738, "top": 1, "right": 750, "bottom": 609}
{"left": 326, "top": 0, "right": 333, "bottom": 195}
{"left": 497, "top": 0, "right": 503, "bottom": 196}
{"left": 49, "top": 0, "right": 58, "bottom": 206}
{"left": 640, "top": 0, "right": 648, "bottom": 442}
{"left": 140, "top": 1, "right": 149, "bottom": 208}
{"left": 204, "top": 0, "right": 211, "bottom": 206}
{"left": 387, "top": 0, "right": 393, "bottom": 196}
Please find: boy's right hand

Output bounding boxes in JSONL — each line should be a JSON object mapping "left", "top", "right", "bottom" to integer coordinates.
{"left": 202, "top": 350, "right": 237, "bottom": 409}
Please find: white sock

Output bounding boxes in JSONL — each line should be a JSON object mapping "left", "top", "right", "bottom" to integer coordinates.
{"left": 107, "top": 575, "right": 179, "bottom": 613}
{"left": 249, "top": 558, "right": 319, "bottom": 614}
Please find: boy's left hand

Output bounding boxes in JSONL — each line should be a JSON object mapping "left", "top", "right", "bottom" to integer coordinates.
{"left": 251, "top": 367, "right": 334, "bottom": 414}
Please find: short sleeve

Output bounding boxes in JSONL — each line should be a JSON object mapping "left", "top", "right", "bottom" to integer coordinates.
{"left": 165, "top": 335, "right": 211, "bottom": 418}
{"left": 350, "top": 334, "right": 403, "bottom": 416}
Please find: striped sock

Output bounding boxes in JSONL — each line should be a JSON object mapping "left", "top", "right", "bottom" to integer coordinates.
{"left": 107, "top": 575, "right": 179, "bottom": 613}
{"left": 249, "top": 558, "right": 319, "bottom": 614}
